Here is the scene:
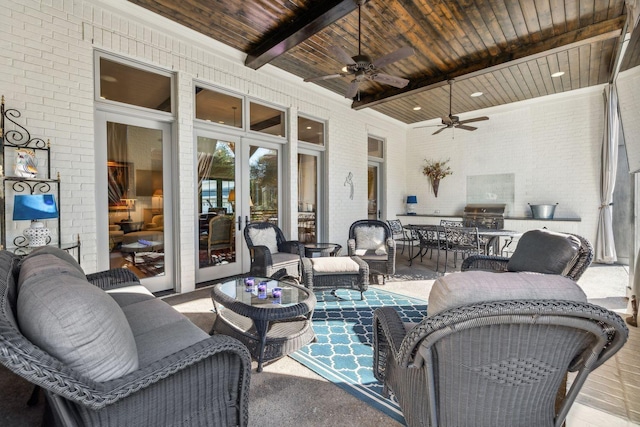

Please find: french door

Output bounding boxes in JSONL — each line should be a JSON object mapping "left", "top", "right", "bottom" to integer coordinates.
{"left": 368, "top": 162, "right": 381, "bottom": 220}
{"left": 196, "top": 131, "right": 281, "bottom": 283}
{"left": 95, "top": 111, "right": 174, "bottom": 292}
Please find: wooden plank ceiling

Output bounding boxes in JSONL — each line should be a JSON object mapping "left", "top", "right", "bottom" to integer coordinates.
{"left": 127, "top": 0, "right": 632, "bottom": 124}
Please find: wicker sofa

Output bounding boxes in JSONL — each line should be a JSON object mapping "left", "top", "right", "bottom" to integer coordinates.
{"left": 0, "top": 247, "right": 251, "bottom": 427}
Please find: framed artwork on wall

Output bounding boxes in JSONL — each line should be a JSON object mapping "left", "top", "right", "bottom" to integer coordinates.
{"left": 107, "top": 161, "right": 134, "bottom": 211}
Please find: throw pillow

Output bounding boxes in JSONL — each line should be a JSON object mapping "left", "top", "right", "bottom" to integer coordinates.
{"left": 355, "top": 226, "right": 387, "bottom": 255}
{"left": 507, "top": 229, "right": 581, "bottom": 275}
{"left": 18, "top": 273, "right": 139, "bottom": 382}
{"left": 248, "top": 227, "right": 279, "bottom": 254}
{"left": 19, "top": 246, "right": 84, "bottom": 275}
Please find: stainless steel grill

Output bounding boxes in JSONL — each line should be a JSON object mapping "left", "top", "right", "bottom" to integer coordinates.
{"left": 463, "top": 204, "right": 506, "bottom": 229}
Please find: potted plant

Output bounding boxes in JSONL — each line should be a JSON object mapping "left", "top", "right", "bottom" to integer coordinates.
{"left": 422, "top": 159, "right": 452, "bottom": 197}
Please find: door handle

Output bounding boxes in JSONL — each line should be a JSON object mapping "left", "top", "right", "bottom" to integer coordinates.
{"left": 245, "top": 216, "right": 250, "bottom": 228}
{"left": 237, "top": 216, "right": 241, "bottom": 231}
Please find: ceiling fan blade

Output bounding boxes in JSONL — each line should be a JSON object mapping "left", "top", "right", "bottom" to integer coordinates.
{"left": 457, "top": 116, "right": 489, "bottom": 125}
{"left": 329, "top": 45, "right": 356, "bottom": 66}
{"left": 304, "top": 73, "right": 346, "bottom": 82}
{"left": 345, "top": 80, "right": 360, "bottom": 99}
{"left": 372, "top": 73, "right": 409, "bottom": 88}
{"left": 456, "top": 124, "right": 478, "bottom": 131}
{"left": 372, "top": 46, "right": 415, "bottom": 68}
{"left": 432, "top": 126, "right": 448, "bottom": 135}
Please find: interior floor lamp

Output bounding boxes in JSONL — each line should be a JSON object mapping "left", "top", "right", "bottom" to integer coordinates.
{"left": 13, "top": 194, "right": 59, "bottom": 247}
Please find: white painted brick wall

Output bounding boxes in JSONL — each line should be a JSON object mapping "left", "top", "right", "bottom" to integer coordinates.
{"left": 406, "top": 87, "right": 605, "bottom": 246}
{"left": 2, "top": 0, "right": 406, "bottom": 292}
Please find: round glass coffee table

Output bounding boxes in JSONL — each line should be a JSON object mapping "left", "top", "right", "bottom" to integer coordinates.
{"left": 210, "top": 277, "right": 316, "bottom": 372}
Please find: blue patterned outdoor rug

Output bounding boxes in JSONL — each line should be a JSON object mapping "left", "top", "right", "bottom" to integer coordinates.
{"left": 289, "top": 288, "right": 428, "bottom": 425}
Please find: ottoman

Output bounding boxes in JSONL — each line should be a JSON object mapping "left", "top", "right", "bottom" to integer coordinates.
{"left": 301, "top": 256, "right": 369, "bottom": 300}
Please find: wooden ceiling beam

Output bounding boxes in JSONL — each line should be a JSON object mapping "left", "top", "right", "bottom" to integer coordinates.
{"left": 352, "top": 15, "right": 626, "bottom": 110}
{"left": 245, "top": 0, "right": 357, "bottom": 70}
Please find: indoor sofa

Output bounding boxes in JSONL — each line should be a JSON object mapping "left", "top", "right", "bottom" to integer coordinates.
{"left": 0, "top": 246, "right": 251, "bottom": 427}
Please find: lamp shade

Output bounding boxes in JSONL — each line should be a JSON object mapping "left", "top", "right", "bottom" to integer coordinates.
{"left": 406, "top": 195, "right": 418, "bottom": 204}
{"left": 13, "top": 194, "right": 58, "bottom": 221}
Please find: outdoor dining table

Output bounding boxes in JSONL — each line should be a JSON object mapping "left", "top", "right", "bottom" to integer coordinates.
{"left": 404, "top": 224, "right": 522, "bottom": 268}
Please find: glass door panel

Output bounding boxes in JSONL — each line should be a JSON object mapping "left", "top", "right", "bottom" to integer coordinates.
{"left": 97, "top": 114, "right": 173, "bottom": 293}
{"left": 298, "top": 153, "right": 317, "bottom": 243}
{"left": 368, "top": 164, "right": 379, "bottom": 220}
{"left": 248, "top": 145, "right": 279, "bottom": 224}
{"left": 196, "top": 137, "right": 239, "bottom": 276}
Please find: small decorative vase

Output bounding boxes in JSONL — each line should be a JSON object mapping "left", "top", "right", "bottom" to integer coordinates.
{"left": 431, "top": 178, "right": 440, "bottom": 197}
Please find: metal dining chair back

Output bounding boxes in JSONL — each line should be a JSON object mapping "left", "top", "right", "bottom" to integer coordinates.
{"left": 443, "top": 226, "right": 481, "bottom": 273}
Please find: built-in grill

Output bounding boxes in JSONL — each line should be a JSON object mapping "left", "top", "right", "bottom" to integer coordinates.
{"left": 463, "top": 204, "right": 506, "bottom": 229}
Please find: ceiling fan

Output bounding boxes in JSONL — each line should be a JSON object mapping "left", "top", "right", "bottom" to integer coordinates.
{"left": 424, "top": 79, "right": 489, "bottom": 135}
{"left": 304, "top": 0, "right": 414, "bottom": 99}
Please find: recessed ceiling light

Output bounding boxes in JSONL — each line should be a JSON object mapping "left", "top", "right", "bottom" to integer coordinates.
{"left": 306, "top": 126, "right": 312, "bottom": 129}
{"left": 470, "top": 92, "right": 483, "bottom": 97}
{"left": 413, "top": 106, "right": 421, "bottom": 111}
{"left": 551, "top": 71, "right": 565, "bottom": 77}
{"left": 218, "top": 121, "right": 225, "bottom": 124}
{"left": 101, "top": 75, "right": 117, "bottom": 83}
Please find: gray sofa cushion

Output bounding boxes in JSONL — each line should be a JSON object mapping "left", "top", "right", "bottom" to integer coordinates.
{"left": 17, "top": 270, "right": 139, "bottom": 382}
{"left": 121, "top": 298, "right": 208, "bottom": 367}
{"left": 428, "top": 270, "right": 587, "bottom": 316}
{"left": 106, "top": 284, "right": 156, "bottom": 307}
{"left": 17, "top": 253, "right": 86, "bottom": 292}
{"left": 507, "top": 229, "right": 581, "bottom": 275}
{"left": 19, "top": 246, "right": 84, "bottom": 275}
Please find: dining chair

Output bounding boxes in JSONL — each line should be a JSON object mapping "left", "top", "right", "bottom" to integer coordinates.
{"left": 412, "top": 225, "right": 445, "bottom": 272}
{"left": 439, "top": 219, "right": 463, "bottom": 228}
{"left": 442, "top": 226, "right": 481, "bottom": 273}
{"left": 387, "top": 219, "right": 417, "bottom": 255}
{"left": 208, "top": 215, "right": 234, "bottom": 261}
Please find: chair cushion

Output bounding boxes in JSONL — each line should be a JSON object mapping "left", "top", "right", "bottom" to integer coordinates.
{"left": 310, "top": 257, "right": 360, "bottom": 274}
{"left": 249, "top": 227, "right": 279, "bottom": 254}
{"left": 120, "top": 298, "right": 208, "bottom": 367}
{"left": 17, "top": 257, "right": 139, "bottom": 382}
{"left": 507, "top": 229, "right": 581, "bottom": 275}
{"left": 107, "top": 284, "right": 156, "bottom": 307}
{"left": 271, "top": 252, "right": 300, "bottom": 267}
{"left": 354, "top": 226, "right": 387, "bottom": 255}
{"left": 428, "top": 270, "right": 587, "bottom": 316}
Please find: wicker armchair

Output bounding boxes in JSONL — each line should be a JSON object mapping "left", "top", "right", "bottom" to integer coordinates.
{"left": 348, "top": 219, "right": 396, "bottom": 283}
{"left": 0, "top": 250, "right": 251, "bottom": 427}
{"left": 244, "top": 222, "right": 304, "bottom": 278}
{"left": 373, "top": 271, "right": 628, "bottom": 427}
{"left": 462, "top": 229, "right": 593, "bottom": 281}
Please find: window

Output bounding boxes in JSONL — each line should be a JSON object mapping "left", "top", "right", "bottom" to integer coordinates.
{"left": 195, "top": 87, "right": 243, "bottom": 128}
{"left": 298, "top": 116, "right": 325, "bottom": 145}
{"left": 368, "top": 136, "right": 384, "bottom": 159}
{"left": 249, "top": 102, "right": 286, "bottom": 137}
{"left": 98, "top": 57, "right": 172, "bottom": 112}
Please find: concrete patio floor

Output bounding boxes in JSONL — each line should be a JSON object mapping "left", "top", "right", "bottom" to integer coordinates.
{"left": 0, "top": 248, "right": 636, "bottom": 426}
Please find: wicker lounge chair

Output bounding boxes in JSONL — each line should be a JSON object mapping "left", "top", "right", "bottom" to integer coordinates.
{"left": 348, "top": 219, "right": 396, "bottom": 283}
{"left": 373, "top": 271, "right": 628, "bottom": 427}
{"left": 461, "top": 229, "right": 593, "bottom": 281}
{"left": 244, "top": 222, "right": 304, "bottom": 278}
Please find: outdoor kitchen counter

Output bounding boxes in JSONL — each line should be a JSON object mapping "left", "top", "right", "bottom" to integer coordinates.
{"left": 397, "top": 214, "right": 581, "bottom": 221}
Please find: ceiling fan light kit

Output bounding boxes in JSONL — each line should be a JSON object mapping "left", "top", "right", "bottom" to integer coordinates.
{"left": 416, "top": 79, "right": 489, "bottom": 135}
{"left": 303, "top": 0, "right": 414, "bottom": 99}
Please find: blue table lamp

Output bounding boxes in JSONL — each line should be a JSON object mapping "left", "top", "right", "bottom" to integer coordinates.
{"left": 406, "top": 195, "right": 417, "bottom": 215}
{"left": 13, "top": 194, "right": 59, "bottom": 247}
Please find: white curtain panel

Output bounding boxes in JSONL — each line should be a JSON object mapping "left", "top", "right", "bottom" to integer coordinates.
{"left": 595, "top": 84, "right": 621, "bottom": 264}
